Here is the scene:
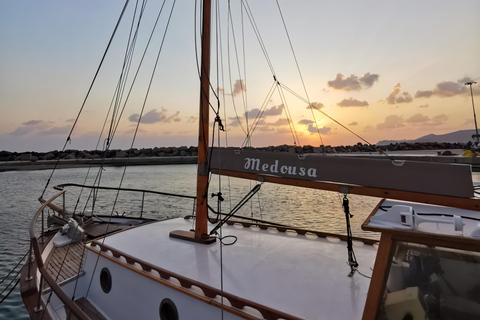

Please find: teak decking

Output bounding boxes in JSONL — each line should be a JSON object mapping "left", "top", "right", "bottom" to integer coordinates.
{"left": 44, "top": 241, "right": 85, "bottom": 288}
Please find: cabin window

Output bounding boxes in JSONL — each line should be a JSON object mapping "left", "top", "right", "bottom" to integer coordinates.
{"left": 159, "top": 298, "right": 178, "bottom": 320}
{"left": 100, "top": 267, "right": 112, "bottom": 293}
{"left": 376, "top": 242, "right": 480, "bottom": 320}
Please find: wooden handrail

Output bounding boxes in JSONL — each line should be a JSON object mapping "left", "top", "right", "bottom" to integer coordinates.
{"left": 223, "top": 219, "right": 379, "bottom": 245}
{"left": 89, "top": 240, "right": 302, "bottom": 320}
{"left": 54, "top": 183, "right": 196, "bottom": 200}
{"left": 29, "top": 189, "right": 92, "bottom": 320}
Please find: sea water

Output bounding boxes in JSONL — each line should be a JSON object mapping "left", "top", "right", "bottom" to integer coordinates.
{"left": 0, "top": 164, "right": 476, "bottom": 319}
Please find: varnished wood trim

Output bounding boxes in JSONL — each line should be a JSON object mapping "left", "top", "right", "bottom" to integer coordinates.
{"left": 222, "top": 219, "right": 379, "bottom": 245}
{"left": 391, "top": 232, "right": 480, "bottom": 252}
{"left": 87, "top": 241, "right": 302, "bottom": 320}
{"left": 38, "top": 263, "right": 92, "bottom": 320}
{"left": 212, "top": 169, "right": 480, "bottom": 211}
{"left": 361, "top": 199, "right": 386, "bottom": 231}
{"left": 28, "top": 190, "right": 92, "bottom": 320}
{"left": 362, "top": 233, "right": 394, "bottom": 320}
{"left": 362, "top": 224, "right": 480, "bottom": 252}
{"left": 169, "top": 230, "right": 216, "bottom": 244}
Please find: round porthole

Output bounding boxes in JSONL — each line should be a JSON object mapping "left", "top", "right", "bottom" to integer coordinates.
{"left": 100, "top": 267, "right": 112, "bottom": 293}
{"left": 159, "top": 298, "right": 178, "bottom": 320}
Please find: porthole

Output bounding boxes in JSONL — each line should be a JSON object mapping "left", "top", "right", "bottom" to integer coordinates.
{"left": 159, "top": 298, "right": 178, "bottom": 320}
{"left": 100, "top": 267, "right": 112, "bottom": 293}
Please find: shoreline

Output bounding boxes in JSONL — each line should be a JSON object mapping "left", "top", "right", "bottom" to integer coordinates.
{"left": 2, "top": 152, "right": 480, "bottom": 173}
{"left": 0, "top": 156, "right": 198, "bottom": 172}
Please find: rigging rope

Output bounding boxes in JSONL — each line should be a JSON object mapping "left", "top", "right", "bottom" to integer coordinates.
{"left": 84, "top": 0, "right": 178, "bottom": 301}
{"left": 209, "top": 183, "right": 262, "bottom": 235}
{"left": 275, "top": 0, "right": 323, "bottom": 146}
{"left": 40, "top": 0, "right": 131, "bottom": 199}
{"left": 342, "top": 194, "right": 359, "bottom": 277}
{"left": 0, "top": 249, "right": 29, "bottom": 304}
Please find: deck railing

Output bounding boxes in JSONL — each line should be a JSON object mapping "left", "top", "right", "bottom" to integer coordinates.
{"left": 28, "top": 188, "right": 92, "bottom": 319}
{"left": 27, "top": 184, "right": 198, "bottom": 320}
{"left": 27, "top": 183, "right": 338, "bottom": 320}
{"left": 54, "top": 183, "right": 197, "bottom": 218}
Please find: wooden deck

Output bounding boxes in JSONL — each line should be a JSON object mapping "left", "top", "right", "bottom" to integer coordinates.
{"left": 44, "top": 241, "right": 85, "bottom": 288}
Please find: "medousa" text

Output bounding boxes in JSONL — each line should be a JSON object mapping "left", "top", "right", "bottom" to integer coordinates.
{"left": 244, "top": 157, "right": 317, "bottom": 177}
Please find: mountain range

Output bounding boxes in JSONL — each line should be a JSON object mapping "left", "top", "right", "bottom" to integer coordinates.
{"left": 377, "top": 129, "right": 478, "bottom": 145}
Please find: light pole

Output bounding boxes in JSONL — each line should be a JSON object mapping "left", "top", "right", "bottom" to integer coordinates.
{"left": 466, "top": 81, "right": 478, "bottom": 143}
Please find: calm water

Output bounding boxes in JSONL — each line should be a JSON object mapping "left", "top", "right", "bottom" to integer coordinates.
{"left": 2, "top": 164, "right": 472, "bottom": 319}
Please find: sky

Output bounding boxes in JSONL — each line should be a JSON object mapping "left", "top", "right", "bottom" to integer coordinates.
{"left": 1, "top": 0, "right": 479, "bottom": 152}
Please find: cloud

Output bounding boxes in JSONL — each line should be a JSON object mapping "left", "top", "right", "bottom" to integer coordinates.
{"left": 363, "top": 125, "right": 374, "bottom": 132}
{"left": 337, "top": 98, "right": 369, "bottom": 107}
{"left": 228, "top": 117, "right": 240, "bottom": 127}
{"left": 186, "top": 116, "right": 197, "bottom": 123}
{"left": 386, "top": 84, "right": 413, "bottom": 104}
{"left": 9, "top": 126, "right": 39, "bottom": 136}
{"left": 270, "top": 118, "right": 290, "bottom": 126}
{"left": 433, "top": 81, "right": 468, "bottom": 97}
{"left": 307, "top": 124, "right": 331, "bottom": 134}
{"left": 401, "top": 113, "right": 448, "bottom": 126}
{"left": 128, "top": 108, "right": 181, "bottom": 124}
{"left": 256, "top": 126, "right": 275, "bottom": 132}
{"left": 359, "top": 73, "right": 380, "bottom": 87}
{"left": 263, "top": 105, "right": 284, "bottom": 116}
{"left": 327, "top": 73, "right": 379, "bottom": 91}
{"left": 406, "top": 113, "right": 429, "bottom": 123}
{"left": 9, "top": 120, "right": 50, "bottom": 136}
{"left": 458, "top": 76, "right": 476, "bottom": 84}
{"left": 256, "top": 119, "right": 267, "bottom": 126}
{"left": 415, "top": 90, "right": 433, "bottom": 98}
{"left": 22, "top": 120, "right": 44, "bottom": 126}
{"left": 430, "top": 114, "right": 448, "bottom": 126}
{"left": 276, "top": 128, "right": 293, "bottom": 134}
{"left": 415, "top": 77, "right": 478, "bottom": 99}
{"left": 245, "top": 109, "right": 261, "bottom": 119}
{"left": 306, "top": 102, "right": 325, "bottom": 110}
{"left": 377, "top": 115, "right": 404, "bottom": 130}
{"left": 38, "top": 126, "right": 71, "bottom": 135}
{"left": 10, "top": 119, "right": 73, "bottom": 137}
{"left": 232, "top": 79, "right": 246, "bottom": 96}
{"left": 298, "top": 119, "right": 314, "bottom": 125}
{"left": 245, "top": 105, "right": 284, "bottom": 119}
{"left": 349, "top": 122, "right": 358, "bottom": 126}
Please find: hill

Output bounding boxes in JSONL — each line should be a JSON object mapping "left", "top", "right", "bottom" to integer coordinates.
{"left": 377, "top": 129, "right": 477, "bottom": 145}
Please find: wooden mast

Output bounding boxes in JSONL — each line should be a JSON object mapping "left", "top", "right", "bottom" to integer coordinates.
{"left": 170, "top": 0, "right": 215, "bottom": 244}
{"left": 195, "top": 0, "right": 212, "bottom": 240}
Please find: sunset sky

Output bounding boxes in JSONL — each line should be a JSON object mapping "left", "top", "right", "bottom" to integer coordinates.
{"left": 1, "top": 0, "right": 479, "bottom": 152}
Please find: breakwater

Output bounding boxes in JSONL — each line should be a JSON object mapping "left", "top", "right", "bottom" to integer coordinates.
{"left": 0, "top": 142, "right": 478, "bottom": 172}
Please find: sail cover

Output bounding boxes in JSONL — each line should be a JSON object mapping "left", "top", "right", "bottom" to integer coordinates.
{"left": 209, "top": 148, "right": 474, "bottom": 198}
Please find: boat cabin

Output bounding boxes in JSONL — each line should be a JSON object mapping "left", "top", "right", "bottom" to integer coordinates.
{"left": 362, "top": 199, "right": 480, "bottom": 320}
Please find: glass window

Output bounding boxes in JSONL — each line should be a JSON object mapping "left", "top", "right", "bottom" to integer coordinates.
{"left": 377, "top": 242, "right": 480, "bottom": 320}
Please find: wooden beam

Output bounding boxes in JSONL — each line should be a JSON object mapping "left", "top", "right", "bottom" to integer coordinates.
{"left": 211, "top": 169, "right": 480, "bottom": 211}
{"left": 194, "top": 0, "right": 212, "bottom": 240}
{"left": 362, "top": 233, "right": 394, "bottom": 320}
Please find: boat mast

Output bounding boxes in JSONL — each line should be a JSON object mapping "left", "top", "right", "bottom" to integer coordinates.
{"left": 195, "top": 0, "right": 212, "bottom": 240}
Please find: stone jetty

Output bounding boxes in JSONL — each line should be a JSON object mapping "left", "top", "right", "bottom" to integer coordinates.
{"left": 0, "top": 141, "right": 478, "bottom": 172}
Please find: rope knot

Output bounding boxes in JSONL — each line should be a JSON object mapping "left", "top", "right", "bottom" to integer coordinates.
{"left": 211, "top": 192, "right": 224, "bottom": 202}
{"left": 215, "top": 115, "right": 225, "bottom": 131}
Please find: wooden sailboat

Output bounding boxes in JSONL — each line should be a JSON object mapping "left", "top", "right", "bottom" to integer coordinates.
{"left": 19, "top": 1, "right": 480, "bottom": 320}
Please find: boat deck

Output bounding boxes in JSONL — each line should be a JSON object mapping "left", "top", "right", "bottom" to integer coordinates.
{"left": 44, "top": 241, "right": 85, "bottom": 288}
{"left": 95, "top": 218, "right": 378, "bottom": 319}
